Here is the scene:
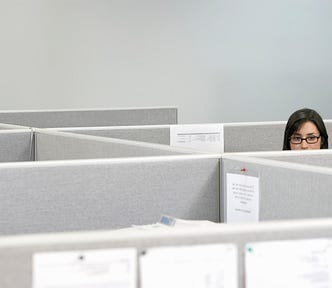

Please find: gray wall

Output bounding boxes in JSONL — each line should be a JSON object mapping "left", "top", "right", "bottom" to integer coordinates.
{"left": 1, "top": 0, "right": 332, "bottom": 123}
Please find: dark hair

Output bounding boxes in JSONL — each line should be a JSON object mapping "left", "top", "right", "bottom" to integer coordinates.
{"left": 283, "top": 108, "right": 328, "bottom": 150}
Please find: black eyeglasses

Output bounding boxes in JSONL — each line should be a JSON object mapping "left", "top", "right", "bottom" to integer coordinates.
{"left": 289, "top": 135, "right": 321, "bottom": 144}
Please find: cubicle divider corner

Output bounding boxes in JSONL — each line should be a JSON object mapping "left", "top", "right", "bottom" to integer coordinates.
{"left": 221, "top": 153, "right": 332, "bottom": 223}
{"left": 0, "top": 125, "right": 204, "bottom": 164}
{"left": 0, "top": 107, "right": 178, "bottom": 128}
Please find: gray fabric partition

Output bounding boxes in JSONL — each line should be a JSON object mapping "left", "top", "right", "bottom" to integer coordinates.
{"left": 56, "top": 125, "right": 171, "bottom": 145}
{"left": 1, "top": 218, "right": 332, "bottom": 288}
{"left": 221, "top": 155, "right": 332, "bottom": 222}
{"left": 0, "top": 130, "right": 34, "bottom": 162}
{"left": 35, "top": 131, "right": 199, "bottom": 160}
{"left": 224, "top": 122, "right": 286, "bottom": 152}
{"left": 0, "top": 155, "right": 220, "bottom": 235}
{"left": 0, "top": 107, "right": 177, "bottom": 128}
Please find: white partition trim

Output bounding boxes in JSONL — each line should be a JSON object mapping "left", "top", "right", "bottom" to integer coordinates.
{"left": 224, "top": 149, "right": 332, "bottom": 158}
{"left": 2, "top": 218, "right": 332, "bottom": 248}
{"left": 0, "top": 123, "right": 30, "bottom": 129}
{"left": 0, "top": 153, "right": 221, "bottom": 168}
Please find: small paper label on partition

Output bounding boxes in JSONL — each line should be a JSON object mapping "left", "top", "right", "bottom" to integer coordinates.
{"left": 33, "top": 248, "right": 137, "bottom": 288}
{"left": 170, "top": 124, "right": 224, "bottom": 153}
{"left": 226, "top": 173, "right": 259, "bottom": 223}
{"left": 140, "top": 243, "right": 238, "bottom": 288}
{"left": 245, "top": 238, "right": 332, "bottom": 288}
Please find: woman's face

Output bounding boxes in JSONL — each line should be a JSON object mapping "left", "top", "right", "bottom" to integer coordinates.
{"left": 290, "top": 121, "right": 322, "bottom": 150}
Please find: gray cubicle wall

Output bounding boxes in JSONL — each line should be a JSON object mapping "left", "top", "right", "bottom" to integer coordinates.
{"left": 35, "top": 130, "right": 196, "bottom": 160}
{"left": 0, "top": 154, "right": 220, "bottom": 235}
{"left": 55, "top": 125, "right": 171, "bottom": 145}
{"left": 221, "top": 154, "right": 332, "bottom": 222}
{"left": 2, "top": 218, "right": 332, "bottom": 288}
{"left": 224, "top": 121, "right": 285, "bottom": 152}
{"left": 0, "top": 130, "right": 34, "bottom": 162}
{"left": 56, "top": 120, "right": 332, "bottom": 152}
{"left": 0, "top": 107, "right": 177, "bottom": 128}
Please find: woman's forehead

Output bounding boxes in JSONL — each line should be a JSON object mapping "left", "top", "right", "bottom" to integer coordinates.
{"left": 295, "top": 121, "right": 319, "bottom": 134}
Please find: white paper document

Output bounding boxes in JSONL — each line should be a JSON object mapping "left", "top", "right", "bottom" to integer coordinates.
{"left": 140, "top": 243, "right": 238, "bottom": 288}
{"left": 33, "top": 248, "right": 137, "bottom": 288}
{"left": 226, "top": 173, "right": 259, "bottom": 223}
{"left": 245, "top": 238, "right": 332, "bottom": 288}
{"left": 170, "top": 124, "right": 224, "bottom": 153}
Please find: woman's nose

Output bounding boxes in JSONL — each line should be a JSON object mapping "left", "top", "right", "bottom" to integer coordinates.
{"left": 301, "top": 140, "right": 309, "bottom": 149}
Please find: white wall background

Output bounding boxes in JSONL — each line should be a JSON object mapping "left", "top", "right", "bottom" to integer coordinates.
{"left": 1, "top": 0, "right": 332, "bottom": 123}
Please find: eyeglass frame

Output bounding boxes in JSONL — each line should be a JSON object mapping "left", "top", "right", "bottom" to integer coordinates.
{"left": 289, "top": 135, "right": 321, "bottom": 145}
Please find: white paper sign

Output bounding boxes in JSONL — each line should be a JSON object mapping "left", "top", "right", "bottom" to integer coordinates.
{"left": 226, "top": 173, "right": 259, "bottom": 223}
{"left": 245, "top": 238, "right": 332, "bottom": 288}
{"left": 170, "top": 124, "right": 224, "bottom": 153}
{"left": 33, "top": 248, "right": 137, "bottom": 288}
{"left": 140, "top": 243, "right": 238, "bottom": 288}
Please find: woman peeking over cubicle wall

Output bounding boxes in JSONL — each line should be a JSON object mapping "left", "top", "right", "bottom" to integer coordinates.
{"left": 283, "top": 108, "right": 329, "bottom": 150}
